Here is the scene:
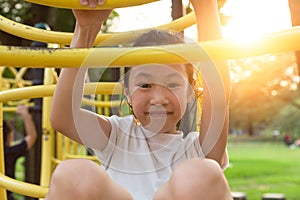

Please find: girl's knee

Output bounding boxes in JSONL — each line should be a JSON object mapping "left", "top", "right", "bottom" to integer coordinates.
{"left": 51, "top": 159, "right": 102, "bottom": 182}
{"left": 173, "top": 158, "right": 223, "bottom": 180}
{"left": 48, "top": 159, "right": 107, "bottom": 199}
{"left": 168, "top": 158, "right": 230, "bottom": 199}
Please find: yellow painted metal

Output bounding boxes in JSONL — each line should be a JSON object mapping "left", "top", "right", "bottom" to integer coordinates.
{"left": 0, "top": 82, "right": 122, "bottom": 103}
{"left": 40, "top": 68, "right": 55, "bottom": 191}
{"left": 0, "top": 15, "right": 108, "bottom": 45}
{"left": 1, "top": 26, "right": 300, "bottom": 67}
{"left": 0, "top": 173, "right": 48, "bottom": 198}
{"left": 56, "top": 133, "right": 63, "bottom": 160}
{"left": 104, "top": 95, "right": 110, "bottom": 116}
{"left": 25, "top": 0, "right": 159, "bottom": 10}
{"left": 0, "top": 68, "right": 7, "bottom": 200}
{"left": 0, "top": 12, "right": 195, "bottom": 45}
{"left": 2, "top": 78, "right": 32, "bottom": 87}
{"left": 65, "top": 154, "right": 99, "bottom": 163}
{"left": 81, "top": 98, "right": 120, "bottom": 107}
{"left": 0, "top": 80, "right": 120, "bottom": 199}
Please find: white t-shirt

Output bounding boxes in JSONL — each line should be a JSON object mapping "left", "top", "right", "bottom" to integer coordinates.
{"left": 93, "top": 115, "right": 207, "bottom": 200}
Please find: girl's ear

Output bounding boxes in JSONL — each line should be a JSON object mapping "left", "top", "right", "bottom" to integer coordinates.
{"left": 123, "top": 86, "right": 132, "bottom": 105}
{"left": 187, "top": 82, "right": 195, "bottom": 103}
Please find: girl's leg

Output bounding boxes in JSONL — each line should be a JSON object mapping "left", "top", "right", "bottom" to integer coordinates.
{"left": 45, "top": 159, "right": 133, "bottom": 200}
{"left": 154, "top": 158, "right": 232, "bottom": 200}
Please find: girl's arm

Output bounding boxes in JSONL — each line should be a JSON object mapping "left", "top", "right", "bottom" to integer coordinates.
{"left": 50, "top": 10, "right": 112, "bottom": 149}
{"left": 191, "top": 0, "right": 231, "bottom": 168}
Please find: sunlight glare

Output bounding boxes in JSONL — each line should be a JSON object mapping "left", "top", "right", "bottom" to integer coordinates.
{"left": 221, "top": 0, "right": 292, "bottom": 41}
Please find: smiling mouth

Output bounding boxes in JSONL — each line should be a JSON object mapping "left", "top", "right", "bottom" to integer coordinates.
{"left": 145, "top": 111, "right": 172, "bottom": 117}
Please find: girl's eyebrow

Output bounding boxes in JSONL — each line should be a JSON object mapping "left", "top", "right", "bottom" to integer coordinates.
{"left": 134, "top": 72, "right": 152, "bottom": 79}
{"left": 133, "top": 72, "right": 185, "bottom": 83}
{"left": 166, "top": 73, "right": 185, "bottom": 80}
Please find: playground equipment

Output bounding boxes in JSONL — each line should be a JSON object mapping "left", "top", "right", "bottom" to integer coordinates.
{"left": 0, "top": 67, "right": 122, "bottom": 199}
{"left": 0, "top": 0, "right": 299, "bottom": 199}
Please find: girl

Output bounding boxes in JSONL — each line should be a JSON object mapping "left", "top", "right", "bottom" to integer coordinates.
{"left": 48, "top": 0, "right": 232, "bottom": 199}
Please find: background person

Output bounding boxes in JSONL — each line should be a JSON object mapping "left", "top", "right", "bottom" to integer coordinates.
{"left": 3, "top": 105, "right": 38, "bottom": 200}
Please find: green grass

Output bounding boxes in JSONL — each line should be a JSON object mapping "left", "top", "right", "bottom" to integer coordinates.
{"left": 13, "top": 157, "right": 25, "bottom": 200}
{"left": 225, "top": 138, "right": 300, "bottom": 200}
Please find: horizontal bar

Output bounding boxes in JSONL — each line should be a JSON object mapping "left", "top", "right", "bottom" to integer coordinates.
{"left": 0, "top": 12, "right": 195, "bottom": 45}
{"left": 0, "top": 82, "right": 122, "bottom": 103}
{"left": 0, "top": 173, "right": 48, "bottom": 198}
{"left": 1, "top": 27, "right": 300, "bottom": 67}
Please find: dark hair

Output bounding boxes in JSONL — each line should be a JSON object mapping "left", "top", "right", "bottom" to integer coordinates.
{"left": 123, "top": 29, "right": 201, "bottom": 97}
{"left": 3, "top": 120, "right": 12, "bottom": 146}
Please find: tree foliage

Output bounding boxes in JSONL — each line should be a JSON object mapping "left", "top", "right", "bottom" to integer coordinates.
{"left": 0, "top": 0, "right": 31, "bottom": 22}
{"left": 229, "top": 53, "right": 300, "bottom": 136}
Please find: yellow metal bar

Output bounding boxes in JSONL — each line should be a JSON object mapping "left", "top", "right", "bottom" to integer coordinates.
{"left": 13, "top": 67, "right": 28, "bottom": 88}
{"left": 1, "top": 27, "right": 300, "bottom": 67}
{"left": 40, "top": 68, "right": 55, "bottom": 189}
{"left": 81, "top": 98, "right": 120, "bottom": 107}
{"left": 65, "top": 137, "right": 70, "bottom": 156}
{"left": 0, "top": 173, "right": 48, "bottom": 198}
{"left": 65, "top": 155, "right": 99, "bottom": 163}
{"left": 2, "top": 78, "right": 32, "bottom": 86}
{"left": 104, "top": 95, "right": 109, "bottom": 116}
{"left": 0, "top": 83, "right": 122, "bottom": 103}
{"left": 72, "top": 141, "right": 77, "bottom": 155}
{"left": 25, "top": 0, "right": 158, "bottom": 10}
{"left": 0, "top": 15, "right": 110, "bottom": 45}
{"left": 0, "top": 12, "right": 195, "bottom": 45}
{"left": 56, "top": 133, "right": 63, "bottom": 160}
{"left": 96, "top": 95, "right": 102, "bottom": 115}
{"left": 0, "top": 68, "right": 7, "bottom": 200}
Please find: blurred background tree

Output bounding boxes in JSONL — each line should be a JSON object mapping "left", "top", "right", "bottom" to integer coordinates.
{"left": 229, "top": 52, "right": 300, "bottom": 138}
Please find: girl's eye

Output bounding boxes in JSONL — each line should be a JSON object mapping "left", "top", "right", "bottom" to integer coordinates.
{"left": 138, "top": 83, "right": 152, "bottom": 88}
{"left": 167, "top": 83, "right": 181, "bottom": 89}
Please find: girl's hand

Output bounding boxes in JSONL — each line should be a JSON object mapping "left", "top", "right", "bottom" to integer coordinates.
{"left": 72, "top": 9, "right": 112, "bottom": 29}
{"left": 80, "top": 0, "right": 105, "bottom": 8}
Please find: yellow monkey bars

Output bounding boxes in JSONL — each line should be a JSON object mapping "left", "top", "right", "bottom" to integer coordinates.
{"left": 0, "top": 173, "right": 48, "bottom": 198}
{"left": 0, "top": 82, "right": 121, "bottom": 199}
{"left": 0, "top": 12, "right": 196, "bottom": 45}
{"left": 1, "top": 26, "right": 300, "bottom": 68}
{"left": 0, "top": 83, "right": 122, "bottom": 103}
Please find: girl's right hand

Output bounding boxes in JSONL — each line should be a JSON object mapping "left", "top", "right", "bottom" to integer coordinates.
{"left": 72, "top": 9, "right": 112, "bottom": 28}
{"left": 74, "top": 0, "right": 111, "bottom": 28}
{"left": 80, "top": 0, "right": 105, "bottom": 8}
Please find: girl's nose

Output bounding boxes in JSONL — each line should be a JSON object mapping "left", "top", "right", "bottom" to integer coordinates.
{"left": 149, "top": 85, "right": 170, "bottom": 105}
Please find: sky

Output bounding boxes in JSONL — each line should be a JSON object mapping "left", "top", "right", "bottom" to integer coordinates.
{"left": 111, "top": 0, "right": 292, "bottom": 42}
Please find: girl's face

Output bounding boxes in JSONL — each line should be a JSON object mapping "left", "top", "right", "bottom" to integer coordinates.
{"left": 126, "top": 64, "right": 193, "bottom": 133}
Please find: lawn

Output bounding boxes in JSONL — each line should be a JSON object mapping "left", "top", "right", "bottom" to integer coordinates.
{"left": 225, "top": 137, "right": 300, "bottom": 200}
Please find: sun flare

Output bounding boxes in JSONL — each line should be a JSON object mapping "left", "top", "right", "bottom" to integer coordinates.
{"left": 221, "top": 0, "right": 292, "bottom": 41}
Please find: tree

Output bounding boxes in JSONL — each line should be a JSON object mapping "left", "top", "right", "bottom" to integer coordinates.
{"left": 229, "top": 53, "right": 300, "bottom": 136}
